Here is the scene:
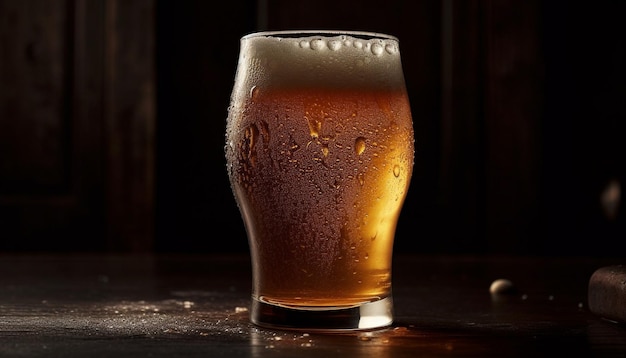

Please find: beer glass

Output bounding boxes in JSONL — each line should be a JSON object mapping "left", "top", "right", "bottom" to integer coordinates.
{"left": 225, "top": 30, "right": 414, "bottom": 331}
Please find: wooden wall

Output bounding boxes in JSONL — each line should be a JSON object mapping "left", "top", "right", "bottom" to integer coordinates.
{"left": 2, "top": 0, "right": 624, "bottom": 255}
{"left": 0, "top": 0, "right": 155, "bottom": 252}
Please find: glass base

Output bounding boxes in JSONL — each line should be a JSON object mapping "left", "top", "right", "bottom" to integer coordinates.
{"left": 250, "top": 296, "right": 393, "bottom": 331}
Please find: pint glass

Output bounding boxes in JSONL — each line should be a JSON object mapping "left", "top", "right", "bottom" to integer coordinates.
{"left": 225, "top": 31, "right": 414, "bottom": 330}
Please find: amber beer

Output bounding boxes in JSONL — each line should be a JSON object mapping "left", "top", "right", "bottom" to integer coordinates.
{"left": 225, "top": 31, "right": 414, "bottom": 330}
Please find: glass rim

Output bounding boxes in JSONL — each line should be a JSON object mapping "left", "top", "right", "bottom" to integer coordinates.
{"left": 241, "top": 30, "right": 399, "bottom": 42}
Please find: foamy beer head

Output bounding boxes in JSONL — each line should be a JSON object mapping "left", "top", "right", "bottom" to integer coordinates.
{"left": 231, "top": 31, "right": 407, "bottom": 91}
{"left": 225, "top": 31, "right": 414, "bottom": 330}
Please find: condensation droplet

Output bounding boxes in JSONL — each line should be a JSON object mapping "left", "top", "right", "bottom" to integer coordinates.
{"left": 250, "top": 85, "right": 259, "bottom": 100}
{"left": 355, "top": 137, "right": 366, "bottom": 155}
{"left": 321, "top": 145, "right": 329, "bottom": 157}
{"left": 299, "top": 40, "right": 310, "bottom": 49}
{"left": 242, "top": 124, "right": 259, "bottom": 163}
{"left": 357, "top": 172, "right": 365, "bottom": 186}
{"left": 307, "top": 116, "right": 322, "bottom": 139}
{"left": 259, "top": 120, "right": 270, "bottom": 144}
{"left": 393, "top": 165, "right": 401, "bottom": 177}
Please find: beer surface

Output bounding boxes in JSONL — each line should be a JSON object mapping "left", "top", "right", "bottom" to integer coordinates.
{"left": 226, "top": 33, "right": 414, "bottom": 307}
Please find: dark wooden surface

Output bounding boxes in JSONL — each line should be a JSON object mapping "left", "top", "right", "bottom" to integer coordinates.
{"left": 1, "top": 253, "right": 625, "bottom": 357}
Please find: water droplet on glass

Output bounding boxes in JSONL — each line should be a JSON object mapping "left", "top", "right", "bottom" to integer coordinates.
{"left": 250, "top": 85, "right": 259, "bottom": 100}
{"left": 259, "top": 120, "right": 270, "bottom": 144}
{"left": 307, "top": 116, "right": 322, "bottom": 139}
{"left": 242, "top": 124, "right": 259, "bottom": 164}
{"left": 357, "top": 172, "right": 365, "bottom": 186}
{"left": 321, "top": 144, "right": 329, "bottom": 157}
{"left": 355, "top": 137, "right": 366, "bottom": 155}
{"left": 393, "top": 165, "right": 401, "bottom": 177}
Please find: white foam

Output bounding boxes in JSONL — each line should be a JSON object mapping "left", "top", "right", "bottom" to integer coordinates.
{"left": 234, "top": 31, "right": 407, "bottom": 90}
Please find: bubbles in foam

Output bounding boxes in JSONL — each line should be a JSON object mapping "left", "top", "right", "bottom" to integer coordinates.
{"left": 385, "top": 44, "right": 398, "bottom": 55}
{"left": 371, "top": 43, "right": 384, "bottom": 56}
{"left": 292, "top": 36, "right": 396, "bottom": 55}
{"left": 311, "top": 39, "right": 325, "bottom": 51}
{"left": 239, "top": 32, "right": 405, "bottom": 90}
{"left": 328, "top": 39, "right": 342, "bottom": 51}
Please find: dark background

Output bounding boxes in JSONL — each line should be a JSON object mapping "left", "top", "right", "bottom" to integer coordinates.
{"left": 1, "top": 0, "right": 624, "bottom": 256}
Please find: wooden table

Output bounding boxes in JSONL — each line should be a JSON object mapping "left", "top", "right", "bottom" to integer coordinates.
{"left": 1, "top": 253, "right": 625, "bottom": 357}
